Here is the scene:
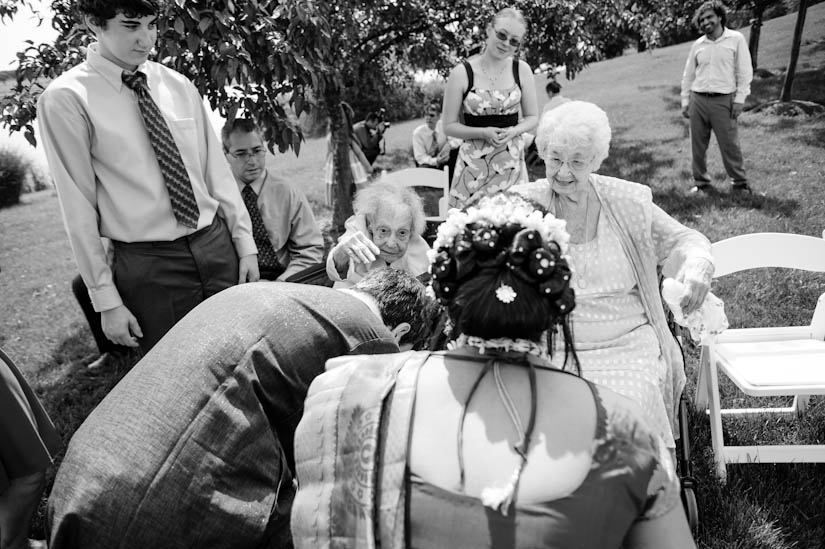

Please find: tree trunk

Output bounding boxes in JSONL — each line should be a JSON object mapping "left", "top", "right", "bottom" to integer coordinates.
{"left": 780, "top": 0, "right": 808, "bottom": 102}
{"left": 747, "top": 8, "right": 763, "bottom": 69}
{"left": 326, "top": 98, "right": 355, "bottom": 240}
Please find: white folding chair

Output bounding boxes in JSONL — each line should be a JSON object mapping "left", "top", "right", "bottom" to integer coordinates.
{"left": 694, "top": 232, "right": 825, "bottom": 481}
{"left": 381, "top": 166, "right": 449, "bottom": 222}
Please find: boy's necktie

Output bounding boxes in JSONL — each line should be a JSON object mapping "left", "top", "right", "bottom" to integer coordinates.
{"left": 122, "top": 71, "right": 200, "bottom": 228}
{"left": 241, "top": 184, "right": 281, "bottom": 271}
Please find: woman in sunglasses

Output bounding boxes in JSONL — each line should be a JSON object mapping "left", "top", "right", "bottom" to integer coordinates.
{"left": 442, "top": 7, "right": 539, "bottom": 209}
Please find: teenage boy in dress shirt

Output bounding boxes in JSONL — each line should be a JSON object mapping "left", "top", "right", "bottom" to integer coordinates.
{"left": 221, "top": 118, "right": 324, "bottom": 281}
{"left": 680, "top": 0, "right": 753, "bottom": 194}
{"left": 37, "top": 0, "right": 259, "bottom": 354}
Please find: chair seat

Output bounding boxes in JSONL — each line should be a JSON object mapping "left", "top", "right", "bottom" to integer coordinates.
{"left": 716, "top": 338, "right": 825, "bottom": 395}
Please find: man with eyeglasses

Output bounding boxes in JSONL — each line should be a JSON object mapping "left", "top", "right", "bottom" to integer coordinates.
{"left": 222, "top": 118, "right": 324, "bottom": 281}
{"left": 412, "top": 100, "right": 460, "bottom": 182}
{"left": 37, "top": 0, "right": 259, "bottom": 354}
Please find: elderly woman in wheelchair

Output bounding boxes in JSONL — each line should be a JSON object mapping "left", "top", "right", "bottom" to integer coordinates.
{"left": 326, "top": 180, "right": 430, "bottom": 288}
{"left": 514, "top": 100, "right": 715, "bottom": 456}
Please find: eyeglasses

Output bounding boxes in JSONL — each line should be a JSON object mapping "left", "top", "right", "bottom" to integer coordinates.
{"left": 545, "top": 156, "right": 590, "bottom": 172}
{"left": 493, "top": 28, "right": 522, "bottom": 49}
{"left": 226, "top": 148, "right": 266, "bottom": 162}
{"left": 425, "top": 111, "right": 439, "bottom": 118}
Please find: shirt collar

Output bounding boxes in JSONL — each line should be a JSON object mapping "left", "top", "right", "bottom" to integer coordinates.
{"left": 86, "top": 42, "right": 151, "bottom": 93}
{"left": 239, "top": 170, "right": 268, "bottom": 195}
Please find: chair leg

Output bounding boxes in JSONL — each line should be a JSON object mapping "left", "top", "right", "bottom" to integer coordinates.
{"left": 705, "top": 355, "right": 727, "bottom": 483}
{"left": 794, "top": 395, "right": 810, "bottom": 416}
{"left": 694, "top": 345, "right": 709, "bottom": 411}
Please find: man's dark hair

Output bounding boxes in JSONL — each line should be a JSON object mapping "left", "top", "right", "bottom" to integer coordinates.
{"left": 221, "top": 118, "right": 261, "bottom": 150}
{"left": 353, "top": 269, "right": 438, "bottom": 350}
{"left": 365, "top": 112, "right": 380, "bottom": 123}
{"left": 545, "top": 81, "right": 562, "bottom": 95}
{"left": 79, "top": 0, "right": 160, "bottom": 28}
{"left": 692, "top": 1, "right": 727, "bottom": 28}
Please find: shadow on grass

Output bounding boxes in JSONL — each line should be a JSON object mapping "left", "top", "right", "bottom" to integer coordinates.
{"left": 27, "top": 327, "right": 140, "bottom": 539}
{"left": 748, "top": 66, "right": 825, "bottom": 108}
{"left": 685, "top": 398, "right": 825, "bottom": 549}
{"left": 651, "top": 184, "right": 800, "bottom": 219}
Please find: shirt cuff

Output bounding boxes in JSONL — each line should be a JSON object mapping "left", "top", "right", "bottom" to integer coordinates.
{"left": 733, "top": 93, "right": 747, "bottom": 104}
{"left": 89, "top": 286, "right": 123, "bottom": 313}
{"left": 234, "top": 235, "right": 258, "bottom": 258}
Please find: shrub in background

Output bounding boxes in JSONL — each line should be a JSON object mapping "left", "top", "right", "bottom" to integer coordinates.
{"left": 0, "top": 146, "right": 27, "bottom": 208}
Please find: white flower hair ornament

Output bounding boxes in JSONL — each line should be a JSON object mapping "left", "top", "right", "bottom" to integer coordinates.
{"left": 428, "top": 193, "right": 575, "bottom": 317}
{"left": 495, "top": 284, "right": 517, "bottom": 304}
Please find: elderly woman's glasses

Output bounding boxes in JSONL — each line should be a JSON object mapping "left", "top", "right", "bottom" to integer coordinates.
{"left": 494, "top": 28, "right": 522, "bottom": 48}
{"left": 545, "top": 157, "right": 590, "bottom": 172}
{"left": 227, "top": 148, "right": 266, "bottom": 162}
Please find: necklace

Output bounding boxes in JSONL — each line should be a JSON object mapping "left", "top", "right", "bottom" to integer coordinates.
{"left": 555, "top": 193, "right": 592, "bottom": 289}
{"left": 479, "top": 56, "right": 508, "bottom": 88}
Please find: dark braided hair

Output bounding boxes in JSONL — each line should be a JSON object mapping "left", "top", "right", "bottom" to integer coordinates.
{"left": 429, "top": 192, "right": 579, "bottom": 369}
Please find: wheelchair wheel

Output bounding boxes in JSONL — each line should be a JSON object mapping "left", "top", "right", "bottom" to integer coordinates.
{"left": 681, "top": 479, "right": 699, "bottom": 534}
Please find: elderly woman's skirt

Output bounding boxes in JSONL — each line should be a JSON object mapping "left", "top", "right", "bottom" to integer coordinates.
{"left": 0, "top": 349, "right": 60, "bottom": 492}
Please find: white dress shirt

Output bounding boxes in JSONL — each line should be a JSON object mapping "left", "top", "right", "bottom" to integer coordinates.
{"left": 412, "top": 121, "right": 450, "bottom": 167}
{"left": 680, "top": 27, "right": 753, "bottom": 107}
{"left": 37, "top": 43, "right": 256, "bottom": 312}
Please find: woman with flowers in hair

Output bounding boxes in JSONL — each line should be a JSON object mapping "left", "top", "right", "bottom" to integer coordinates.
{"left": 514, "top": 100, "right": 715, "bottom": 456}
{"left": 442, "top": 6, "right": 539, "bottom": 208}
{"left": 291, "top": 193, "right": 695, "bottom": 548}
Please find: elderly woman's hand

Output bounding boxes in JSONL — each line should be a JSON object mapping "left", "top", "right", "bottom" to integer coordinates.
{"left": 333, "top": 230, "right": 380, "bottom": 268}
{"left": 675, "top": 257, "right": 714, "bottom": 315}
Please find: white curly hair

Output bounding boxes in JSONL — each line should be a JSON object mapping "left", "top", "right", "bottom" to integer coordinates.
{"left": 353, "top": 180, "right": 426, "bottom": 237}
{"left": 535, "top": 100, "right": 612, "bottom": 172}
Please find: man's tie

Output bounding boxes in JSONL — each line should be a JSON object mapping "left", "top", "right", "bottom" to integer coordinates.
{"left": 429, "top": 131, "right": 439, "bottom": 157}
{"left": 241, "top": 184, "right": 281, "bottom": 272}
{"left": 121, "top": 71, "right": 200, "bottom": 228}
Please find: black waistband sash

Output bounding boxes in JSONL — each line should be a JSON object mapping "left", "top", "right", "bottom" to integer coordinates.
{"left": 463, "top": 112, "right": 519, "bottom": 128}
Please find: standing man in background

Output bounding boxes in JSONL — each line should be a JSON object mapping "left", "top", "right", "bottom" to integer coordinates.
{"left": 222, "top": 118, "right": 324, "bottom": 281}
{"left": 681, "top": 0, "right": 753, "bottom": 194}
{"left": 37, "top": 0, "right": 259, "bottom": 354}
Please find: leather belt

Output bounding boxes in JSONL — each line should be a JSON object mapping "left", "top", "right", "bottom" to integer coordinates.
{"left": 693, "top": 91, "right": 729, "bottom": 97}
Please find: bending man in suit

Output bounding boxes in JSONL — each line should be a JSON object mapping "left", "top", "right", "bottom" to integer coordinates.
{"left": 48, "top": 269, "right": 437, "bottom": 549}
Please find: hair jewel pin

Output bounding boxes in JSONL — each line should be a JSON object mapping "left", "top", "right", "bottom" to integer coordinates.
{"left": 495, "top": 284, "right": 517, "bottom": 304}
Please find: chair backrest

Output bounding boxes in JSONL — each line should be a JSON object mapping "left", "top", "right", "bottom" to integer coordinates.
{"left": 381, "top": 167, "right": 449, "bottom": 222}
{"left": 711, "top": 233, "right": 825, "bottom": 278}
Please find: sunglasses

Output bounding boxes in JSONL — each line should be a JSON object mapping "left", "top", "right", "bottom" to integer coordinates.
{"left": 493, "top": 28, "right": 522, "bottom": 48}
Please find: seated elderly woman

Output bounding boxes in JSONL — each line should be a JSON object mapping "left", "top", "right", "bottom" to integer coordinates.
{"left": 514, "top": 100, "right": 714, "bottom": 453}
{"left": 326, "top": 180, "right": 430, "bottom": 288}
{"left": 292, "top": 193, "right": 696, "bottom": 548}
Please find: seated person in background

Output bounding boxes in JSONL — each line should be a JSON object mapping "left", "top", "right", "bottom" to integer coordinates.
{"left": 514, "top": 100, "right": 714, "bottom": 455}
{"left": 1, "top": 346, "right": 61, "bottom": 549}
{"left": 412, "top": 100, "right": 460, "bottom": 182}
{"left": 292, "top": 193, "right": 695, "bottom": 548}
{"left": 541, "top": 80, "right": 571, "bottom": 115}
{"left": 326, "top": 181, "right": 429, "bottom": 288}
{"left": 47, "top": 270, "right": 438, "bottom": 549}
{"left": 222, "top": 118, "right": 324, "bottom": 281}
{"left": 353, "top": 111, "right": 387, "bottom": 166}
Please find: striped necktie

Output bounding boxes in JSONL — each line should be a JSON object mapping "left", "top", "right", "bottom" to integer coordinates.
{"left": 121, "top": 71, "right": 200, "bottom": 228}
{"left": 241, "top": 183, "right": 281, "bottom": 271}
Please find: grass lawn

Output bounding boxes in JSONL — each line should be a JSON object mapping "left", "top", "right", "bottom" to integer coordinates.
{"left": 1, "top": 4, "right": 824, "bottom": 547}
